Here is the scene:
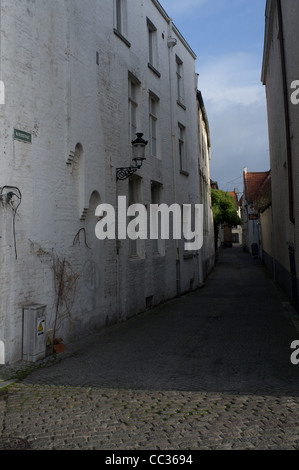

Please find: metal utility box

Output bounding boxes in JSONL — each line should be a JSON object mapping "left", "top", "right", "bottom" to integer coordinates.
{"left": 22, "top": 304, "right": 47, "bottom": 362}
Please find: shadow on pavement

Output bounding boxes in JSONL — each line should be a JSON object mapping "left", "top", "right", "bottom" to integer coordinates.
{"left": 22, "top": 246, "right": 299, "bottom": 396}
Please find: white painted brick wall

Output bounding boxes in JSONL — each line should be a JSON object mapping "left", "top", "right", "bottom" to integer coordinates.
{"left": 0, "top": 0, "right": 211, "bottom": 364}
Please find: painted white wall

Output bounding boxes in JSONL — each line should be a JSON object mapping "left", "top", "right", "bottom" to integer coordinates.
{"left": 198, "top": 95, "right": 214, "bottom": 279}
{"left": 0, "top": 0, "right": 210, "bottom": 364}
{"left": 262, "top": 0, "right": 299, "bottom": 273}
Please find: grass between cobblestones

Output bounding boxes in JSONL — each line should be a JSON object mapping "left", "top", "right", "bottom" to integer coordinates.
{"left": 0, "top": 353, "right": 68, "bottom": 383}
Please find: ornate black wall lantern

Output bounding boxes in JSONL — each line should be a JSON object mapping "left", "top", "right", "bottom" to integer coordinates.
{"left": 116, "top": 133, "right": 148, "bottom": 181}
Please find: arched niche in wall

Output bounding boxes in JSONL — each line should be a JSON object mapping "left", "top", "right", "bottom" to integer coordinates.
{"left": 67, "top": 142, "right": 83, "bottom": 166}
{"left": 67, "top": 142, "right": 87, "bottom": 220}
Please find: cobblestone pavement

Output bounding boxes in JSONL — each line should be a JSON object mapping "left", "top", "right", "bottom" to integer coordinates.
{"left": 1, "top": 246, "right": 299, "bottom": 451}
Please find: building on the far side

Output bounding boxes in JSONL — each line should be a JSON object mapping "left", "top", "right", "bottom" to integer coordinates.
{"left": 219, "top": 189, "right": 242, "bottom": 248}
{"left": 197, "top": 91, "right": 215, "bottom": 280}
{"left": 241, "top": 168, "right": 270, "bottom": 258}
{"left": 261, "top": 0, "right": 299, "bottom": 308}
{"left": 254, "top": 172, "right": 272, "bottom": 273}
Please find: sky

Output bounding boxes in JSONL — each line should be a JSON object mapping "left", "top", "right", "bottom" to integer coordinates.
{"left": 160, "top": 0, "right": 269, "bottom": 197}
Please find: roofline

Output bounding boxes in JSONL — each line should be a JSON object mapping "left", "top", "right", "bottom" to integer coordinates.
{"left": 197, "top": 90, "right": 211, "bottom": 148}
{"left": 151, "top": 0, "right": 197, "bottom": 60}
{"left": 245, "top": 171, "right": 270, "bottom": 176}
{"left": 261, "top": 0, "right": 275, "bottom": 84}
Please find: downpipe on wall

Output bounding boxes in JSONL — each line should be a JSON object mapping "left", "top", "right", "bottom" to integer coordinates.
{"left": 168, "top": 20, "right": 181, "bottom": 297}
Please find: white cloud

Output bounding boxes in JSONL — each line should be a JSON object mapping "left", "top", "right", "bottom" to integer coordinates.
{"left": 198, "top": 52, "right": 270, "bottom": 190}
{"left": 198, "top": 52, "right": 264, "bottom": 109}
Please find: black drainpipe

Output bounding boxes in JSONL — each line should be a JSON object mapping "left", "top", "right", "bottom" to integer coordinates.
{"left": 277, "top": 0, "right": 295, "bottom": 224}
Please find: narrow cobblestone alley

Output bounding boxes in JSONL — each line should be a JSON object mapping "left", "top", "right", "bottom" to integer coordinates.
{"left": 1, "top": 246, "right": 299, "bottom": 451}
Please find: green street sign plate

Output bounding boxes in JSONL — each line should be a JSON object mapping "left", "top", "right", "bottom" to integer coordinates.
{"left": 14, "top": 129, "right": 32, "bottom": 144}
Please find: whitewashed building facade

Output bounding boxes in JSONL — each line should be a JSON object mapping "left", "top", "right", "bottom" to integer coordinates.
{"left": 261, "top": 0, "right": 299, "bottom": 308}
{"left": 0, "top": 0, "right": 212, "bottom": 364}
{"left": 197, "top": 91, "right": 214, "bottom": 279}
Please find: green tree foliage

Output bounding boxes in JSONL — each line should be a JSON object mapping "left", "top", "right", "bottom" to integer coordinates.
{"left": 211, "top": 189, "right": 241, "bottom": 226}
{"left": 211, "top": 189, "right": 241, "bottom": 253}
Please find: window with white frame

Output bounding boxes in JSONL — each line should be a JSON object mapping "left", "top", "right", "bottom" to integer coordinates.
{"left": 178, "top": 123, "right": 187, "bottom": 173}
{"left": 176, "top": 55, "right": 185, "bottom": 107}
{"left": 149, "top": 92, "right": 159, "bottom": 158}
{"left": 128, "top": 74, "right": 140, "bottom": 144}
{"left": 114, "top": 0, "right": 130, "bottom": 46}
{"left": 115, "top": 0, "right": 122, "bottom": 32}
{"left": 147, "top": 18, "right": 160, "bottom": 76}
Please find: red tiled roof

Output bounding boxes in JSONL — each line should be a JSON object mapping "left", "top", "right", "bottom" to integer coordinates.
{"left": 253, "top": 171, "right": 272, "bottom": 212}
{"left": 227, "top": 191, "right": 238, "bottom": 208}
{"left": 243, "top": 171, "right": 270, "bottom": 203}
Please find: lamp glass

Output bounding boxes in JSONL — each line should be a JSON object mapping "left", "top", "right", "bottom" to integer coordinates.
{"left": 132, "top": 133, "right": 148, "bottom": 167}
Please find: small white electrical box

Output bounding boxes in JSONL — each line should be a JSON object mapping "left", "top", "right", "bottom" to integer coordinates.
{"left": 22, "top": 304, "right": 47, "bottom": 362}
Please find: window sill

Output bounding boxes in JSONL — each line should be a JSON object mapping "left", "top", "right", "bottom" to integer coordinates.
{"left": 129, "top": 255, "right": 145, "bottom": 261}
{"left": 183, "top": 252, "right": 194, "bottom": 260}
{"left": 114, "top": 29, "right": 131, "bottom": 48}
{"left": 177, "top": 100, "right": 186, "bottom": 110}
{"left": 148, "top": 63, "right": 161, "bottom": 78}
{"left": 150, "top": 154, "right": 161, "bottom": 160}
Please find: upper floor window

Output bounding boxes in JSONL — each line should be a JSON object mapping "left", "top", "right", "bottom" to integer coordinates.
{"left": 147, "top": 18, "right": 160, "bottom": 77}
{"left": 114, "top": 0, "right": 130, "bottom": 47}
{"left": 128, "top": 73, "right": 140, "bottom": 144}
{"left": 176, "top": 55, "right": 185, "bottom": 108}
{"left": 115, "top": 0, "right": 123, "bottom": 32}
{"left": 149, "top": 92, "right": 159, "bottom": 158}
{"left": 178, "top": 123, "right": 188, "bottom": 174}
